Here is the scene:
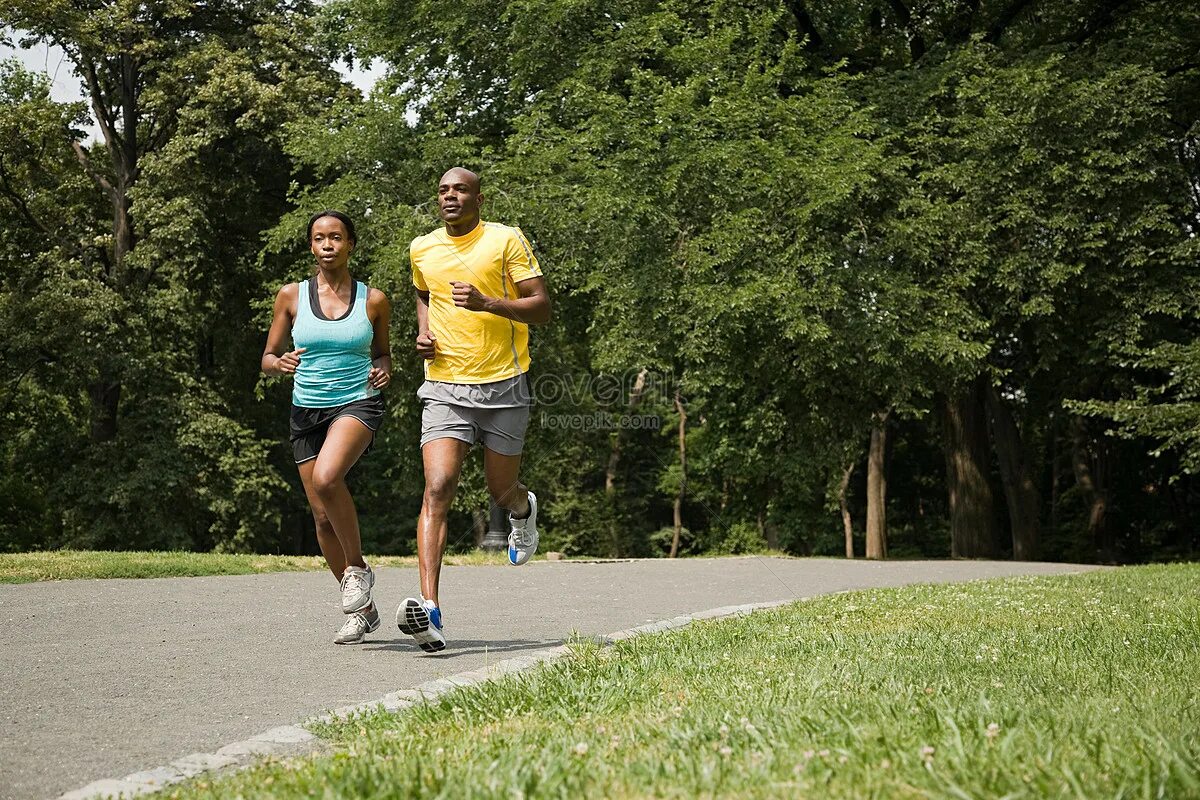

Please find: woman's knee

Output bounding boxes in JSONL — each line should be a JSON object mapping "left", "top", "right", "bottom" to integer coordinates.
{"left": 312, "top": 465, "right": 344, "bottom": 498}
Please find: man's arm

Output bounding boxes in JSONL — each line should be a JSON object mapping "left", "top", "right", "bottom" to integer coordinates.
{"left": 415, "top": 288, "right": 436, "bottom": 358}
{"left": 449, "top": 276, "right": 551, "bottom": 325}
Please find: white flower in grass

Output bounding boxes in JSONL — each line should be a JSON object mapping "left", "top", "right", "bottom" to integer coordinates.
{"left": 880, "top": 759, "right": 892, "bottom": 769}
{"left": 719, "top": 724, "right": 730, "bottom": 736}
{"left": 719, "top": 745, "right": 733, "bottom": 757}
{"left": 802, "top": 749, "right": 816, "bottom": 760}
{"left": 838, "top": 755, "right": 848, "bottom": 764}
{"left": 986, "top": 723, "right": 1001, "bottom": 740}
{"left": 574, "top": 742, "right": 589, "bottom": 756}
{"left": 920, "top": 745, "right": 935, "bottom": 761}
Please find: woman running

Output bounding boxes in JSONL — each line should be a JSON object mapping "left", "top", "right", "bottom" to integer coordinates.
{"left": 261, "top": 210, "right": 392, "bottom": 644}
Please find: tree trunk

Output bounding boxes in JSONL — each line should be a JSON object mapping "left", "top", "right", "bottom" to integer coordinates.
{"left": 604, "top": 368, "right": 649, "bottom": 493}
{"left": 1070, "top": 416, "right": 1114, "bottom": 562}
{"left": 839, "top": 461, "right": 855, "bottom": 558}
{"left": 865, "top": 409, "right": 890, "bottom": 559}
{"left": 941, "top": 379, "right": 1001, "bottom": 558}
{"left": 985, "top": 386, "right": 1041, "bottom": 560}
{"left": 88, "top": 380, "right": 121, "bottom": 443}
{"left": 670, "top": 390, "right": 687, "bottom": 558}
{"left": 604, "top": 367, "right": 648, "bottom": 556}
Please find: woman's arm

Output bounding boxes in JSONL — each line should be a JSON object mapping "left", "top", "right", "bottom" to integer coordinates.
{"left": 367, "top": 288, "right": 392, "bottom": 390}
{"left": 261, "top": 284, "right": 304, "bottom": 376}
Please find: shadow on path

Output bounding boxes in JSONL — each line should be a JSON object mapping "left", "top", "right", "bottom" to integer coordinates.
{"left": 362, "top": 638, "right": 559, "bottom": 658}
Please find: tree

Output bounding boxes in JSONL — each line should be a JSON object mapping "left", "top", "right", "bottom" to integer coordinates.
{"left": 0, "top": 2, "right": 347, "bottom": 550}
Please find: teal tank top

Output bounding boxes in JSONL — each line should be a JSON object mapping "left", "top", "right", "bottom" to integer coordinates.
{"left": 291, "top": 279, "right": 379, "bottom": 408}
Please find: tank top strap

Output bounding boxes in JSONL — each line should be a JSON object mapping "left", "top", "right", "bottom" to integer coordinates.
{"left": 355, "top": 281, "right": 370, "bottom": 317}
{"left": 295, "top": 279, "right": 313, "bottom": 323}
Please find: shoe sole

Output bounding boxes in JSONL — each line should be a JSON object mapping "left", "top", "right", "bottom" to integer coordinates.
{"left": 396, "top": 598, "right": 446, "bottom": 653}
{"left": 334, "top": 612, "right": 381, "bottom": 645}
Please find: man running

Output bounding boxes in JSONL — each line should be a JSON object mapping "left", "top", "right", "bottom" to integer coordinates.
{"left": 397, "top": 167, "right": 552, "bottom": 653}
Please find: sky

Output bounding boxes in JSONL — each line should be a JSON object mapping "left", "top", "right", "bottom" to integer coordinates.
{"left": 0, "top": 34, "right": 385, "bottom": 127}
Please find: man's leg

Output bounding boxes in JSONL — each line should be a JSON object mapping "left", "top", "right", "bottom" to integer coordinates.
{"left": 417, "top": 437, "right": 470, "bottom": 606}
{"left": 484, "top": 445, "right": 538, "bottom": 565}
{"left": 483, "top": 448, "right": 530, "bottom": 519}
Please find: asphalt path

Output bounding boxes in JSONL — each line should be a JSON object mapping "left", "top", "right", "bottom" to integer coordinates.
{"left": 0, "top": 557, "right": 1100, "bottom": 799}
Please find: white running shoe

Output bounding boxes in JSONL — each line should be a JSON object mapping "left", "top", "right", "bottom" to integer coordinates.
{"left": 508, "top": 491, "right": 539, "bottom": 566}
{"left": 334, "top": 604, "right": 380, "bottom": 645}
{"left": 340, "top": 565, "right": 375, "bottom": 614}
{"left": 396, "top": 597, "right": 446, "bottom": 653}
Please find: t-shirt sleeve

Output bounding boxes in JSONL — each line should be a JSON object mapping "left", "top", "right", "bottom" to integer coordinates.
{"left": 410, "top": 237, "right": 428, "bottom": 291}
{"left": 504, "top": 227, "right": 543, "bottom": 283}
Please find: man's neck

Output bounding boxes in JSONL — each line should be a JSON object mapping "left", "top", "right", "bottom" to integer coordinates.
{"left": 444, "top": 218, "right": 481, "bottom": 238}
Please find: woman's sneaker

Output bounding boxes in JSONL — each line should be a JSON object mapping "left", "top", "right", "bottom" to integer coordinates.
{"left": 396, "top": 597, "right": 446, "bottom": 653}
{"left": 508, "top": 491, "right": 539, "bottom": 566}
{"left": 340, "top": 565, "right": 375, "bottom": 614}
{"left": 334, "top": 604, "right": 380, "bottom": 644}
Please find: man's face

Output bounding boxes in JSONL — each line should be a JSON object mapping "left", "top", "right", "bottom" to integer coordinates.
{"left": 438, "top": 169, "right": 482, "bottom": 227}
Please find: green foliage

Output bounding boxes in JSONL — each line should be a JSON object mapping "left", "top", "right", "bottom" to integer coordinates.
{"left": 2, "top": 0, "right": 1198, "bottom": 560}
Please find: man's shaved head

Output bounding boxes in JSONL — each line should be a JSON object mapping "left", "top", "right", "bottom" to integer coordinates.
{"left": 439, "top": 167, "right": 481, "bottom": 193}
{"left": 438, "top": 167, "right": 484, "bottom": 234}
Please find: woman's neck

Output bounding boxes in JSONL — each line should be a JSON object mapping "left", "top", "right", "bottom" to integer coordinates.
{"left": 316, "top": 265, "right": 352, "bottom": 291}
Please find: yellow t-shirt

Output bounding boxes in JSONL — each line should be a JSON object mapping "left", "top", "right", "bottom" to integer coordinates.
{"left": 410, "top": 221, "right": 544, "bottom": 384}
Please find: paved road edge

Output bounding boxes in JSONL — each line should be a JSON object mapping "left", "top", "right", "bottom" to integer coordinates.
{"left": 57, "top": 598, "right": 799, "bottom": 800}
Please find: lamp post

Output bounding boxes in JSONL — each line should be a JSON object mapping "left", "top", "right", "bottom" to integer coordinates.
{"left": 480, "top": 502, "right": 509, "bottom": 550}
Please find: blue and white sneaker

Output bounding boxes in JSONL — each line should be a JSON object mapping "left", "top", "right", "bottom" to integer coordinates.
{"left": 508, "top": 491, "right": 539, "bottom": 566}
{"left": 396, "top": 597, "right": 445, "bottom": 653}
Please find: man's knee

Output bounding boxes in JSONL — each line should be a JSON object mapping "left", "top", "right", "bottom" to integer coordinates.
{"left": 424, "top": 474, "right": 458, "bottom": 507}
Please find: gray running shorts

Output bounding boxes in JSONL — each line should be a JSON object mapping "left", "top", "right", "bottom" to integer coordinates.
{"left": 418, "top": 374, "right": 531, "bottom": 456}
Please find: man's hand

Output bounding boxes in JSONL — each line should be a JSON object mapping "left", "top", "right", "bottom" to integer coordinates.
{"left": 450, "top": 281, "right": 492, "bottom": 312}
{"left": 415, "top": 331, "right": 437, "bottom": 359}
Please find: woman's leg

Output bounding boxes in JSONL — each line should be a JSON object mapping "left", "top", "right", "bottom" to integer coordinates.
{"left": 298, "top": 459, "right": 347, "bottom": 580}
{"left": 310, "top": 417, "right": 376, "bottom": 569}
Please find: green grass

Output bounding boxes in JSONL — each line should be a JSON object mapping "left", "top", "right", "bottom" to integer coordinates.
{"left": 166, "top": 564, "right": 1199, "bottom": 799}
{"left": 0, "top": 549, "right": 513, "bottom": 583}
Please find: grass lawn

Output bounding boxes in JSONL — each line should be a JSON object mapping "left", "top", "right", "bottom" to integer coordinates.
{"left": 166, "top": 563, "right": 1198, "bottom": 799}
{"left": 0, "top": 549, "right": 513, "bottom": 583}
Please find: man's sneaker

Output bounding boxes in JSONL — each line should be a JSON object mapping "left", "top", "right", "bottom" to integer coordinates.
{"left": 508, "top": 491, "right": 539, "bottom": 566}
{"left": 396, "top": 597, "right": 446, "bottom": 653}
{"left": 334, "top": 604, "right": 380, "bottom": 645}
{"left": 340, "top": 564, "right": 375, "bottom": 614}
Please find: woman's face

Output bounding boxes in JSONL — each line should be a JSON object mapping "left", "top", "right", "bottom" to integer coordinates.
{"left": 310, "top": 216, "right": 353, "bottom": 270}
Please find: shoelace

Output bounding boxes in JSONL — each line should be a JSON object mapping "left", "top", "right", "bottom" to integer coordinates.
{"left": 339, "top": 614, "right": 368, "bottom": 634}
{"left": 510, "top": 521, "right": 533, "bottom": 548}
{"left": 342, "top": 570, "right": 369, "bottom": 596}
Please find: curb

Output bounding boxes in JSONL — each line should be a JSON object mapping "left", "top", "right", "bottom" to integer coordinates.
{"left": 57, "top": 598, "right": 798, "bottom": 800}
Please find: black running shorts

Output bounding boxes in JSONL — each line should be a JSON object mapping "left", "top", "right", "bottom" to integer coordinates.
{"left": 289, "top": 395, "right": 386, "bottom": 464}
